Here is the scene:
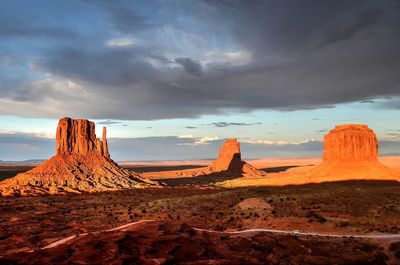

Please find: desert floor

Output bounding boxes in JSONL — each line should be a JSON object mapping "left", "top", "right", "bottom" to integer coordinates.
{"left": 1, "top": 157, "right": 400, "bottom": 264}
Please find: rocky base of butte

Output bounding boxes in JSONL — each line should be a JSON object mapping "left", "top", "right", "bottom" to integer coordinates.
{"left": 0, "top": 117, "right": 158, "bottom": 196}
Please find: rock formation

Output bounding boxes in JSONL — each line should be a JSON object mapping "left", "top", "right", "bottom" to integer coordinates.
{"left": 218, "top": 125, "right": 399, "bottom": 188}
{"left": 56, "top": 117, "right": 110, "bottom": 157}
{"left": 143, "top": 138, "right": 266, "bottom": 180}
{"left": 0, "top": 117, "right": 158, "bottom": 196}
{"left": 311, "top": 124, "right": 397, "bottom": 181}
{"left": 323, "top": 124, "right": 378, "bottom": 162}
{"left": 209, "top": 138, "right": 242, "bottom": 171}
{"left": 209, "top": 138, "right": 262, "bottom": 175}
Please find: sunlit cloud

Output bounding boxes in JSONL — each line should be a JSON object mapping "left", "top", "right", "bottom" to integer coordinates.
{"left": 204, "top": 50, "right": 252, "bottom": 66}
{"left": 106, "top": 38, "right": 136, "bottom": 48}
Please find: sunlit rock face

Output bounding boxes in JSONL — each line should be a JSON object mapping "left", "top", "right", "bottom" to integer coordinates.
{"left": 323, "top": 124, "right": 378, "bottom": 162}
{"left": 143, "top": 138, "right": 266, "bottom": 180}
{"left": 310, "top": 124, "right": 397, "bottom": 181}
{"left": 0, "top": 117, "right": 158, "bottom": 197}
{"left": 56, "top": 117, "right": 110, "bottom": 158}
{"left": 210, "top": 138, "right": 243, "bottom": 172}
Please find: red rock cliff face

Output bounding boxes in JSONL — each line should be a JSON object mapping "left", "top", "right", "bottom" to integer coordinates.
{"left": 217, "top": 138, "right": 241, "bottom": 161}
{"left": 56, "top": 117, "right": 110, "bottom": 158}
{"left": 208, "top": 138, "right": 264, "bottom": 176}
{"left": 210, "top": 138, "right": 242, "bottom": 171}
{"left": 323, "top": 124, "right": 378, "bottom": 162}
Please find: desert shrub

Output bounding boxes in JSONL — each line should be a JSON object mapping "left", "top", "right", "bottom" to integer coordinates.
{"left": 306, "top": 211, "right": 326, "bottom": 223}
{"left": 389, "top": 241, "right": 400, "bottom": 252}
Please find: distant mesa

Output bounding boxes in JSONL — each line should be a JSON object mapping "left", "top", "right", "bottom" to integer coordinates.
{"left": 311, "top": 124, "right": 398, "bottom": 181}
{"left": 0, "top": 117, "right": 158, "bottom": 196}
{"left": 144, "top": 138, "right": 266, "bottom": 180}
{"left": 209, "top": 138, "right": 264, "bottom": 175}
{"left": 322, "top": 124, "right": 378, "bottom": 162}
{"left": 219, "top": 124, "right": 399, "bottom": 188}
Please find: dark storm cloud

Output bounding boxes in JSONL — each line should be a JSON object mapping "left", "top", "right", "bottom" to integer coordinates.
{"left": 0, "top": 0, "right": 399, "bottom": 119}
{"left": 359, "top": 100, "right": 375, "bottom": 104}
{"left": 319, "top": 6, "right": 382, "bottom": 47}
{"left": 95, "top": 0, "right": 154, "bottom": 33}
{"left": 174, "top": 57, "right": 203, "bottom": 77}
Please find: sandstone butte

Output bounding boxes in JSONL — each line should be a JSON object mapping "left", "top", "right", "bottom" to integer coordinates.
{"left": 220, "top": 124, "right": 399, "bottom": 188}
{"left": 0, "top": 117, "right": 158, "bottom": 196}
{"left": 143, "top": 138, "right": 266, "bottom": 179}
{"left": 309, "top": 124, "right": 398, "bottom": 181}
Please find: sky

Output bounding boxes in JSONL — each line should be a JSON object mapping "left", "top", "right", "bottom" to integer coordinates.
{"left": 0, "top": 0, "right": 399, "bottom": 161}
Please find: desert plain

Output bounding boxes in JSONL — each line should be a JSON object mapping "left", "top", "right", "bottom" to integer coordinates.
{"left": 0, "top": 119, "right": 399, "bottom": 265}
{"left": 1, "top": 156, "right": 400, "bottom": 264}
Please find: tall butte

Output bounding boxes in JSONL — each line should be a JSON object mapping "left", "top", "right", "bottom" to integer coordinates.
{"left": 311, "top": 124, "right": 398, "bottom": 181}
{"left": 0, "top": 117, "right": 158, "bottom": 196}
{"left": 209, "top": 138, "right": 263, "bottom": 175}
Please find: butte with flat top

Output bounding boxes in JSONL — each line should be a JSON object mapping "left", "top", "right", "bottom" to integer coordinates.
{"left": 0, "top": 117, "right": 158, "bottom": 196}
{"left": 310, "top": 124, "right": 397, "bottom": 181}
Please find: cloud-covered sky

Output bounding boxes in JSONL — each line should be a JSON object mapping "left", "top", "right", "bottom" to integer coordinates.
{"left": 0, "top": 0, "right": 399, "bottom": 160}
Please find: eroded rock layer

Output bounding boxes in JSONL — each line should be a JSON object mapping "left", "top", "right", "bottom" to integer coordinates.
{"left": 0, "top": 117, "right": 158, "bottom": 196}
{"left": 323, "top": 124, "right": 378, "bottom": 161}
{"left": 56, "top": 117, "right": 110, "bottom": 157}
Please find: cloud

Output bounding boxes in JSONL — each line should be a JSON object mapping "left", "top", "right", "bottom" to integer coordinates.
{"left": 319, "top": 6, "right": 382, "bottom": 47}
{"left": 174, "top": 57, "right": 203, "bottom": 77}
{"left": 208, "top": 122, "right": 261, "bottom": 128}
{"left": 245, "top": 139, "right": 318, "bottom": 146}
{"left": 194, "top": 136, "right": 219, "bottom": 145}
{"left": 95, "top": 0, "right": 154, "bottom": 33}
{"left": 98, "top": 120, "right": 121, "bottom": 125}
{"left": 0, "top": 0, "right": 399, "bottom": 120}
{"left": 0, "top": 132, "right": 54, "bottom": 160}
{"left": 359, "top": 100, "right": 375, "bottom": 104}
{"left": 204, "top": 50, "right": 252, "bottom": 66}
{"left": 106, "top": 38, "right": 135, "bottom": 48}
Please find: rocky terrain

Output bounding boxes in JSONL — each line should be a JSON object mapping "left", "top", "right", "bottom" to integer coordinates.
{"left": 1, "top": 123, "right": 400, "bottom": 263}
{"left": 0, "top": 117, "right": 158, "bottom": 196}
{"left": 0, "top": 221, "right": 392, "bottom": 265}
{"left": 1, "top": 180, "right": 400, "bottom": 264}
